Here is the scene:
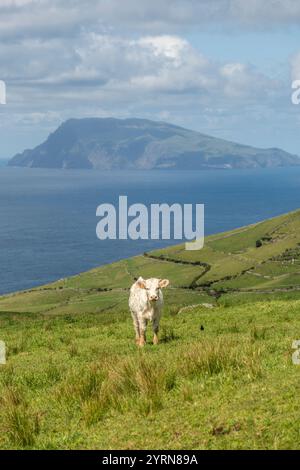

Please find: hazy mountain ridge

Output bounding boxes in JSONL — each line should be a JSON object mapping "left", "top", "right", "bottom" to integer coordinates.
{"left": 8, "top": 117, "right": 300, "bottom": 170}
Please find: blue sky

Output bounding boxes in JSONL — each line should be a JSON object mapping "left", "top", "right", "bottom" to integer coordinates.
{"left": 1, "top": 0, "right": 300, "bottom": 158}
{"left": 189, "top": 30, "right": 298, "bottom": 73}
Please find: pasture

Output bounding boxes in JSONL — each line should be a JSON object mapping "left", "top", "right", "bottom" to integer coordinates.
{"left": 1, "top": 209, "right": 300, "bottom": 449}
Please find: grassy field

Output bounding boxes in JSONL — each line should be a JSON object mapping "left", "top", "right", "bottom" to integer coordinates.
{"left": 1, "top": 210, "right": 300, "bottom": 449}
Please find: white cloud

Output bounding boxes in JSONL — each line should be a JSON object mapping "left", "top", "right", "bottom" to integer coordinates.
{"left": 0, "top": 30, "right": 281, "bottom": 121}
{"left": 137, "top": 36, "right": 189, "bottom": 63}
{"left": 0, "top": 0, "right": 38, "bottom": 6}
{"left": 0, "top": 0, "right": 297, "bottom": 157}
{"left": 229, "top": 0, "right": 300, "bottom": 27}
{"left": 1, "top": 0, "right": 300, "bottom": 42}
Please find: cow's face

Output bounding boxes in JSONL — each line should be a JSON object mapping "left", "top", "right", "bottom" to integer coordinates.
{"left": 137, "top": 277, "right": 169, "bottom": 302}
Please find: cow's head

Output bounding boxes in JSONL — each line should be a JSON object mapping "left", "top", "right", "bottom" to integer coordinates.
{"left": 137, "top": 277, "right": 169, "bottom": 302}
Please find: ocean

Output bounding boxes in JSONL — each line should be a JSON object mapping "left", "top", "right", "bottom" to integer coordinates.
{"left": 1, "top": 166, "right": 300, "bottom": 295}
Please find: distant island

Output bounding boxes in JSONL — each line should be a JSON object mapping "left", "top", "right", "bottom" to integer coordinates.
{"left": 8, "top": 117, "right": 300, "bottom": 170}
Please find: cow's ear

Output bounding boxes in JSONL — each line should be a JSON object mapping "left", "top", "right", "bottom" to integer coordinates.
{"left": 159, "top": 279, "right": 170, "bottom": 288}
{"left": 137, "top": 277, "right": 146, "bottom": 289}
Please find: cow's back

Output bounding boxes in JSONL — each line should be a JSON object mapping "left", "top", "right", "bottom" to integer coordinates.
{"left": 129, "top": 283, "right": 147, "bottom": 316}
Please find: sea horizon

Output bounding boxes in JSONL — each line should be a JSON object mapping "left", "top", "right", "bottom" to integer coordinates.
{"left": 1, "top": 165, "right": 300, "bottom": 296}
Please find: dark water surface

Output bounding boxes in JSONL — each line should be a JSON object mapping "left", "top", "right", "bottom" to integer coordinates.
{"left": 1, "top": 166, "right": 300, "bottom": 295}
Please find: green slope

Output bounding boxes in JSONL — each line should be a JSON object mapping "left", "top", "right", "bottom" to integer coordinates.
{"left": 2, "top": 208, "right": 300, "bottom": 316}
{"left": 1, "top": 210, "right": 300, "bottom": 449}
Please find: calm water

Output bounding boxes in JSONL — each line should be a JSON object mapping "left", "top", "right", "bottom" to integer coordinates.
{"left": 1, "top": 166, "right": 300, "bottom": 295}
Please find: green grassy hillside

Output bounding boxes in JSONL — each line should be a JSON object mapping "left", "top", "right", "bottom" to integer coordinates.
{"left": 1, "top": 210, "right": 300, "bottom": 449}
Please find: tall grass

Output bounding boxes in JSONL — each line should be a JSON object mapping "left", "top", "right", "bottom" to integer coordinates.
{"left": 180, "top": 338, "right": 262, "bottom": 380}
{"left": 181, "top": 339, "right": 242, "bottom": 377}
{"left": 54, "top": 337, "right": 262, "bottom": 428}
{"left": 0, "top": 386, "right": 40, "bottom": 447}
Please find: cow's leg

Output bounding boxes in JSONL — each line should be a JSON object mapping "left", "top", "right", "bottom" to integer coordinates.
{"left": 139, "top": 318, "right": 147, "bottom": 347}
{"left": 134, "top": 320, "right": 140, "bottom": 345}
{"left": 131, "top": 312, "right": 140, "bottom": 345}
{"left": 152, "top": 318, "right": 160, "bottom": 345}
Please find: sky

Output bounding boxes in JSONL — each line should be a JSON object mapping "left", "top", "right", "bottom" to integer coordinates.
{"left": 1, "top": 0, "right": 300, "bottom": 158}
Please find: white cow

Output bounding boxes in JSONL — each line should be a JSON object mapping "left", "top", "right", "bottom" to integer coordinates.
{"left": 129, "top": 277, "right": 170, "bottom": 346}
